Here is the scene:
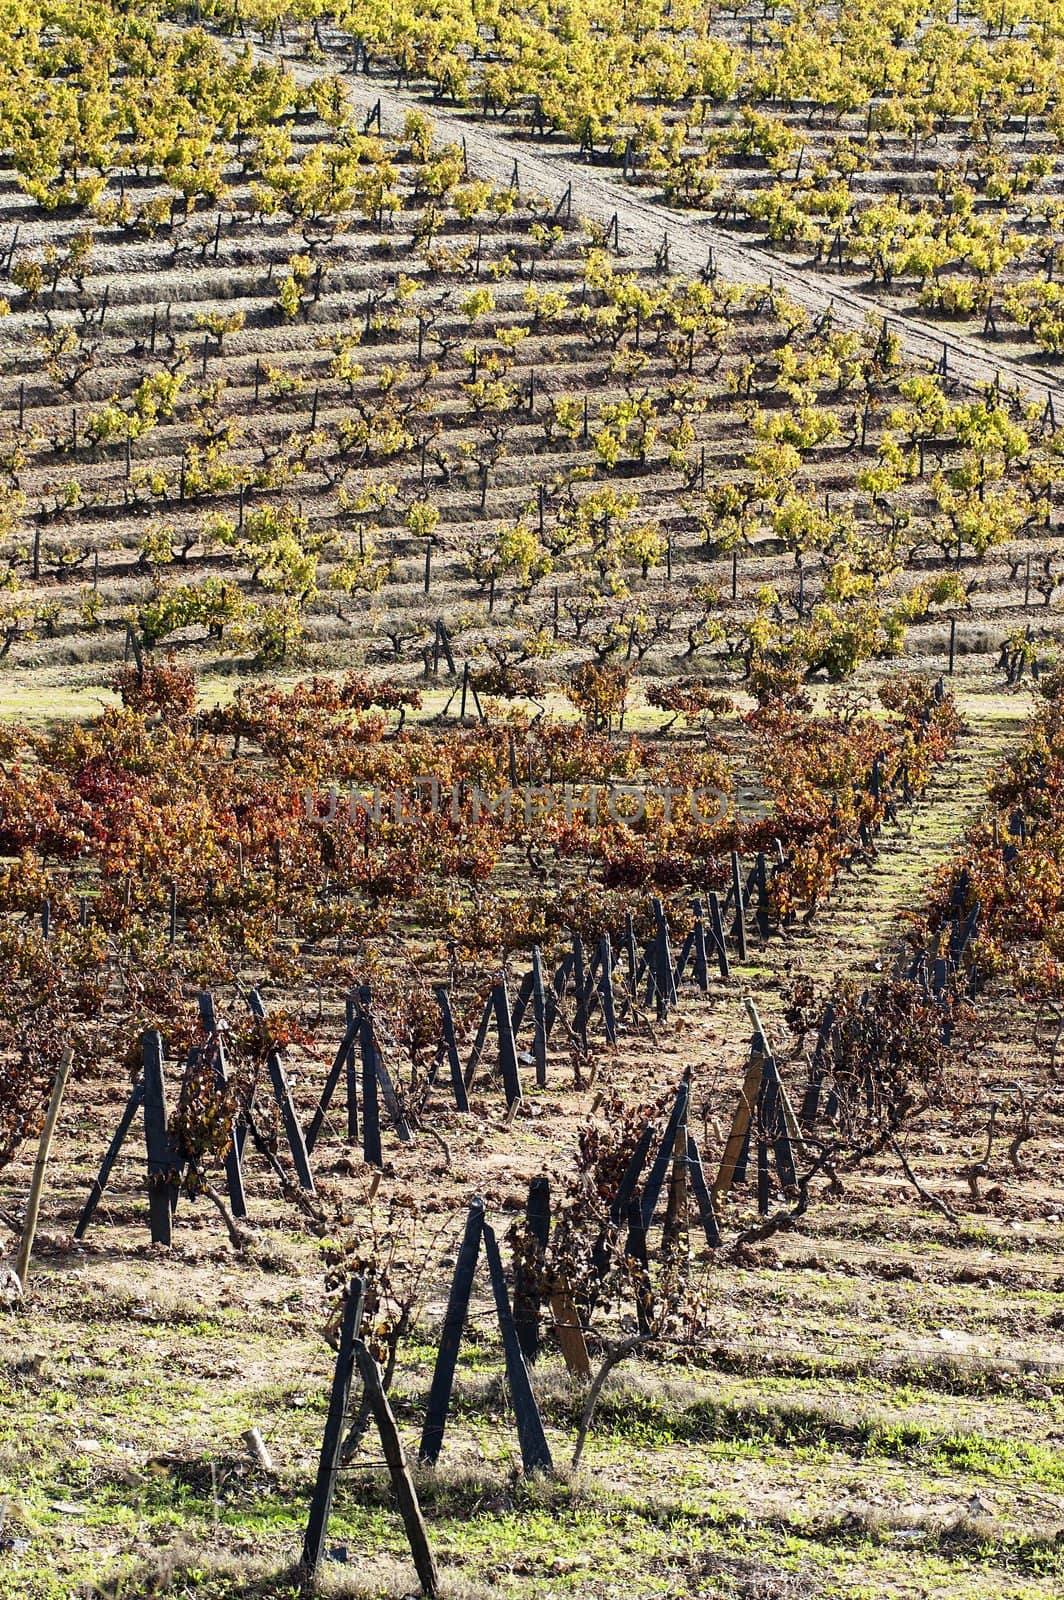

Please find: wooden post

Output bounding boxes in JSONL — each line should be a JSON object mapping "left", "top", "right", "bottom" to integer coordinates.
{"left": 691, "top": 898, "right": 710, "bottom": 992}
{"left": 730, "top": 852, "right": 748, "bottom": 961}
{"left": 685, "top": 1133, "right": 721, "bottom": 1248}
{"left": 543, "top": 952, "right": 574, "bottom": 1042}
{"left": 712, "top": 1053, "right": 762, "bottom": 1205}
{"left": 597, "top": 936, "right": 617, "bottom": 1044}
{"left": 756, "top": 1120, "right": 771, "bottom": 1214}
{"left": 301, "top": 1279, "right": 366, "bottom": 1577}
{"left": 345, "top": 995, "right": 359, "bottom": 1139}
{"left": 198, "top": 993, "right": 247, "bottom": 1218}
{"left": 142, "top": 1031, "right": 179, "bottom": 1246}
{"left": 374, "top": 1048, "right": 412, "bottom": 1144}
{"left": 433, "top": 988, "right": 470, "bottom": 1113}
{"left": 304, "top": 1009, "right": 361, "bottom": 1153}
{"left": 483, "top": 1222, "right": 553, "bottom": 1474}
{"left": 799, "top": 1002, "right": 835, "bottom": 1132}
{"left": 355, "top": 985, "right": 382, "bottom": 1166}
{"left": 549, "top": 1280, "right": 592, "bottom": 1378}
{"left": 464, "top": 991, "right": 495, "bottom": 1087}
{"left": 514, "top": 1176, "right": 550, "bottom": 1362}
{"left": 15, "top": 1047, "right": 73, "bottom": 1290}
{"left": 626, "top": 1198, "right": 651, "bottom": 1334}
{"left": 746, "top": 999, "right": 799, "bottom": 1196}
{"left": 640, "top": 1081, "right": 689, "bottom": 1230}
{"left": 248, "top": 990, "right": 314, "bottom": 1190}
{"left": 758, "top": 1051, "right": 797, "bottom": 1203}
{"left": 754, "top": 853, "right": 771, "bottom": 942}
{"left": 651, "top": 898, "right": 676, "bottom": 1019}
{"left": 74, "top": 1081, "right": 145, "bottom": 1239}
{"left": 572, "top": 933, "right": 588, "bottom": 1048}
{"left": 353, "top": 1341, "right": 439, "bottom": 1596}
{"left": 624, "top": 910, "right": 639, "bottom": 1001}
{"left": 531, "top": 948, "right": 548, "bottom": 1086}
{"left": 420, "top": 1200, "right": 484, "bottom": 1464}
{"left": 661, "top": 1080, "right": 690, "bottom": 1256}
{"left": 610, "top": 1122, "right": 655, "bottom": 1227}
{"left": 494, "top": 980, "right": 523, "bottom": 1109}
{"left": 510, "top": 971, "right": 535, "bottom": 1039}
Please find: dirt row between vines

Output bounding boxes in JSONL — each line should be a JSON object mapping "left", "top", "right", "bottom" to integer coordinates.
{"left": 763, "top": 683, "right": 1026, "bottom": 985}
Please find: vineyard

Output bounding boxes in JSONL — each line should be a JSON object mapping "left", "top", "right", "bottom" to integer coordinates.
{"left": 196, "top": 0, "right": 1064, "bottom": 361}
{"left": 0, "top": 4, "right": 1062, "bottom": 1600}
